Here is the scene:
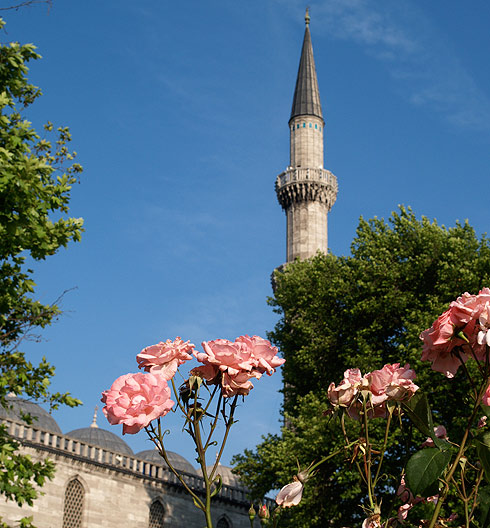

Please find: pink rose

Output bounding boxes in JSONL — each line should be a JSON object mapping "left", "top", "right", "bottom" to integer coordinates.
{"left": 396, "top": 475, "right": 429, "bottom": 521}
{"left": 101, "top": 372, "right": 174, "bottom": 434}
{"left": 420, "top": 310, "right": 469, "bottom": 377}
{"left": 362, "top": 515, "right": 381, "bottom": 528}
{"left": 235, "top": 335, "right": 285, "bottom": 375}
{"left": 275, "top": 481, "right": 303, "bottom": 507}
{"left": 483, "top": 383, "right": 490, "bottom": 407}
{"left": 221, "top": 370, "right": 256, "bottom": 397}
{"left": 477, "top": 301, "right": 490, "bottom": 346}
{"left": 193, "top": 335, "right": 284, "bottom": 397}
{"left": 456, "top": 288, "right": 490, "bottom": 319}
{"left": 327, "top": 368, "right": 362, "bottom": 407}
{"left": 327, "top": 368, "right": 363, "bottom": 407}
{"left": 421, "top": 289, "right": 490, "bottom": 375}
{"left": 189, "top": 364, "right": 220, "bottom": 385}
{"left": 275, "top": 470, "right": 308, "bottom": 508}
{"left": 368, "top": 363, "right": 418, "bottom": 404}
{"left": 421, "top": 425, "right": 448, "bottom": 448}
{"left": 397, "top": 503, "right": 412, "bottom": 522}
{"left": 137, "top": 337, "right": 195, "bottom": 380}
{"left": 397, "top": 476, "right": 415, "bottom": 504}
{"left": 195, "top": 339, "right": 255, "bottom": 373}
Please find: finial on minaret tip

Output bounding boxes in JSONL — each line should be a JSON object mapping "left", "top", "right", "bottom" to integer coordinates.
{"left": 305, "top": 6, "right": 310, "bottom": 26}
{"left": 90, "top": 405, "right": 99, "bottom": 428}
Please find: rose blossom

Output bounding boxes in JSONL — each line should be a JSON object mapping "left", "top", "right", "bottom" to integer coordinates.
{"left": 327, "top": 368, "right": 363, "bottom": 407}
{"left": 397, "top": 476, "right": 416, "bottom": 505}
{"left": 368, "top": 363, "right": 418, "bottom": 405}
{"left": 189, "top": 363, "right": 257, "bottom": 397}
{"left": 483, "top": 383, "right": 490, "bottom": 407}
{"left": 421, "top": 288, "right": 490, "bottom": 376}
{"left": 477, "top": 301, "right": 490, "bottom": 346}
{"left": 275, "top": 470, "right": 308, "bottom": 508}
{"left": 221, "top": 370, "right": 257, "bottom": 397}
{"left": 137, "top": 337, "right": 195, "bottom": 380}
{"left": 362, "top": 515, "right": 381, "bottom": 528}
{"left": 192, "top": 335, "right": 284, "bottom": 397}
{"left": 420, "top": 310, "right": 469, "bottom": 378}
{"left": 421, "top": 425, "right": 448, "bottom": 448}
{"left": 396, "top": 476, "right": 437, "bottom": 522}
{"left": 101, "top": 372, "right": 174, "bottom": 434}
{"left": 195, "top": 338, "right": 255, "bottom": 374}
{"left": 234, "top": 335, "right": 285, "bottom": 375}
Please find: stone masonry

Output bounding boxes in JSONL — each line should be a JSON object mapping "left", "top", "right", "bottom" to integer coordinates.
{"left": 0, "top": 418, "right": 264, "bottom": 528}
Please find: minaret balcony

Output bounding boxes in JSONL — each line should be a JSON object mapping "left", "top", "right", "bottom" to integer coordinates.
{"left": 275, "top": 167, "right": 338, "bottom": 210}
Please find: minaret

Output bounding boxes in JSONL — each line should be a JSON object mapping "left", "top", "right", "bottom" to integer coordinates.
{"left": 276, "top": 9, "right": 338, "bottom": 262}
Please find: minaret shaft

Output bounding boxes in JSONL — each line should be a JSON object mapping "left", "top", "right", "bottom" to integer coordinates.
{"left": 289, "top": 115, "right": 324, "bottom": 169}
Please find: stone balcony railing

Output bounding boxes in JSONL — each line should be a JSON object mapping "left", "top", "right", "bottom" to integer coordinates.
{"left": 275, "top": 167, "right": 338, "bottom": 209}
{"left": 3, "top": 418, "right": 272, "bottom": 508}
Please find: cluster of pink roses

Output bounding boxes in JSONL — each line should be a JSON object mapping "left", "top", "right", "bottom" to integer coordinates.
{"left": 420, "top": 288, "right": 490, "bottom": 378}
{"left": 327, "top": 363, "right": 419, "bottom": 418}
{"left": 190, "top": 335, "right": 285, "bottom": 398}
{"left": 102, "top": 335, "right": 284, "bottom": 434}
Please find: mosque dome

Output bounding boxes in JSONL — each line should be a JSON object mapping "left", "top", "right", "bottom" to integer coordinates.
{"left": 0, "top": 396, "right": 62, "bottom": 434}
{"left": 136, "top": 448, "right": 197, "bottom": 475}
{"left": 67, "top": 426, "right": 133, "bottom": 455}
{"left": 199, "top": 464, "right": 245, "bottom": 489}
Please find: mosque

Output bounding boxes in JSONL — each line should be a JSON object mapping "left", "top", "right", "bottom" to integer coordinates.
{"left": 0, "top": 10, "right": 336, "bottom": 528}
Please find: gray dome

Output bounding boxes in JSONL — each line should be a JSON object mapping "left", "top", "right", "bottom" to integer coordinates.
{"left": 136, "top": 448, "right": 197, "bottom": 475}
{"left": 67, "top": 427, "right": 133, "bottom": 455}
{"left": 0, "top": 396, "right": 62, "bottom": 434}
{"left": 201, "top": 464, "right": 245, "bottom": 489}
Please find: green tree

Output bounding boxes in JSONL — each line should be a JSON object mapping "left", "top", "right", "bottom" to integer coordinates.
{"left": 0, "top": 17, "right": 82, "bottom": 526}
{"left": 233, "top": 207, "right": 490, "bottom": 527}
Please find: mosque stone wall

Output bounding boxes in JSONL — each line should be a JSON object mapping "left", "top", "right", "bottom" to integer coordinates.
{"left": 0, "top": 417, "right": 256, "bottom": 528}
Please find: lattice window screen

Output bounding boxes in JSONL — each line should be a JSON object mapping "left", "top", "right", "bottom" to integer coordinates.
{"left": 149, "top": 500, "right": 165, "bottom": 528}
{"left": 217, "top": 518, "right": 231, "bottom": 528}
{"left": 62, "top": 479, "right": 84, "bottom": 528}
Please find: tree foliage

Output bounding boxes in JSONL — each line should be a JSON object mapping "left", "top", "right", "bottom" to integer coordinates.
{"left": 233, "top": 207, "right": 490, "bottom": 527}
{"left": 0, "top": 17, "right": 82, "bottom": 526}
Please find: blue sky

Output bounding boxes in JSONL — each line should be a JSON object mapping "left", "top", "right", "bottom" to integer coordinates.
{"left": 4, "top": 0, "right": 490, "bottom": 469}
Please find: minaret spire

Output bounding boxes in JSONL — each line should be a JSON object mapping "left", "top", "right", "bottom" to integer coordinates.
{"left": 290, "top": 7, "right": 323, "bottom": 123}
{"left": 275, "top": 11, "right": 338, "bottom": 263}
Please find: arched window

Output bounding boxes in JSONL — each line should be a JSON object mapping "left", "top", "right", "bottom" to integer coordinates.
{"left": 62, "top": 478, "right": 84, "bottom": 528}
{"left": 217, "top": 517, "right": 231, "bottom": 528}
{"left": 149, "top": 499, "right": 165, "bottom": 528}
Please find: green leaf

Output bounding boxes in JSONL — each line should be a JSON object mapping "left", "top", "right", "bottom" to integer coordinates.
{"left": 481, "top": 405, "right": 490, "bottom": 419}
{"left": 477, "top": 485, "right": 490, "bottom": 528}
{"left": 475, "top": 434, "right": 490, "bottom": 483}
{"left": 210, "top": 474, "right": 223, "bottom": 498}
{"left": 405, "top": 447, "right": 452, "bottom": 497}
{"left": 402, "top": 392, "right": 434, "bottom": 437}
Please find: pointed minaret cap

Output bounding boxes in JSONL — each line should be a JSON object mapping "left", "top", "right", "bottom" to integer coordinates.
{"left": 289, "top": 8, "right": 323, "bottom": 123}
{"left": 90, "top": 405, "right": 99, "bottom": 428}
